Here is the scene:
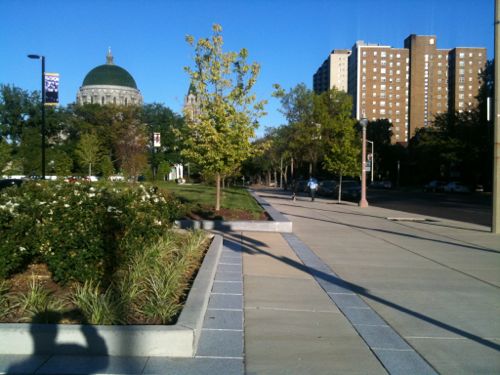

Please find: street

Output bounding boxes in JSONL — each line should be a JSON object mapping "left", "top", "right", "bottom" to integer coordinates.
{"left": 366, "top": 189, "right": 492, "bottom": 227}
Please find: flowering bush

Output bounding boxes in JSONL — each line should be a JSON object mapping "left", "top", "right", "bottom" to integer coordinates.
{"left": 0, "top": 181, "right": 184, "bottom": 284}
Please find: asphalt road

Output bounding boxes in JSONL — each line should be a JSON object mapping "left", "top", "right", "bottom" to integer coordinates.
{"left": 366, "top": 188, "right": 492, "bottom": 227}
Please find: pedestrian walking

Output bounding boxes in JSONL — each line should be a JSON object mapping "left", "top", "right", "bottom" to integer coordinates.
{"left": 307, "top": 177, "right": 318, "bottom": 202}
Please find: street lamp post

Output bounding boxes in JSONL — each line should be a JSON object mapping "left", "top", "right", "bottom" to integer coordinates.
{"left": 367, "top": 140, "right": 374, "bottom": 183}
{"left": 28, "top": 54, "right": 46, "bottom": 180}
{"left": 359, "top": 118, "right": 369, "bottom": 208}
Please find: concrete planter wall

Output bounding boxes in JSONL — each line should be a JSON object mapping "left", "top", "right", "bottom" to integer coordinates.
{"left": 175, "top": 189, "right": 292, "bottom": 233}
{"left": 0, "top": 235, "right": 223, "bottom": 357}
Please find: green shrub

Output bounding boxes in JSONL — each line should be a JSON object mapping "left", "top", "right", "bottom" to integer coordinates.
{"left": 0, "top": 181, "right": 184, "bottom": 284}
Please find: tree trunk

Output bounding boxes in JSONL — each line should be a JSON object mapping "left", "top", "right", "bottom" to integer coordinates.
{"left": 337, "top": 174, "right": 343, "bottom": 204}
{"left": 222, "top": 176, "right": 225, "bottom": 189}
{"left": 267, "top": 171, "right": 271, "bottom": 186}
{"left": 284, "top": 165, "right": 289, "bottom": 189}
{"left": 291, "top": 157, "right": 294, "bottom": 179}
{"left": 309, "top": 162, "right": 313, "bottom": 176}
{"left": 274, "top": 170, "right": 277, "bottom": 188}
{"left": 216, "top": 172, "right": 221, "bottom": 211}
{"left": 89, "top": 163, "right": 92, "bottom": 179}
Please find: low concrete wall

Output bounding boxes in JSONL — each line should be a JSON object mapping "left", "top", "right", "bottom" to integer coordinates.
{"left": 0, "top": 235, "right": 223, "bottom": 357}
{"left": 175, "top": 189, "right": 292, "bottom": 233}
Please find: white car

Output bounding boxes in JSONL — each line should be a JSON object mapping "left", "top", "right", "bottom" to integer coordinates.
{"left": 443, "top": 181, "right": 470, "bottom": 193}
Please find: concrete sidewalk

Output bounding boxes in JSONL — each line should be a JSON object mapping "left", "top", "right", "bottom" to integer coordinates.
{"left": 247, "top": 189, "right": 500, "bottom": 374}
{"left": 1, "top": 188, "right": 499, "bottom": 374}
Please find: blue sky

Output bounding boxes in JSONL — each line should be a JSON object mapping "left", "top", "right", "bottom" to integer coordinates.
{"left": 0, "top": 0, "right": 493, "bottom": 137}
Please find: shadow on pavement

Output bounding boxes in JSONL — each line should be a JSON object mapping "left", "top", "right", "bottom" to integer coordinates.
{"left": 224, "top": 235, "right": 500, "bottom": 353}
{"left": 285, "top": 212, "right": 500, "bottom": 255}
{"left": 6, "top": 310, "right": 108, "bottom": 375}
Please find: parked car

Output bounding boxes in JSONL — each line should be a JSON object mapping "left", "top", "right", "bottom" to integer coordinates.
{"left": 0, "top": 178, "right": 24, "bottom": 190}
{"left": 370, "top": 180, "right": 392, "bottom": 189}
{"left": 443, "top": 181, "right": 471, "bottom": 193}
{"left": 338, "top": 180, "right": 361, "bottom": 200}
{"left": 423, "top": 180, "right": 447, "bottom": 192}
{"left": 318, "top": 180, "right": 337, "bottom": 197}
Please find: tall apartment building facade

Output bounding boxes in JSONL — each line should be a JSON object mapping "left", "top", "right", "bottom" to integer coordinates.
{"left": 315, "top": 35, "right": 487, "bottom": 143}
{"left": 348, "top": 41, "right": 410, "bottom": 142}
{"left": 313, "top": 50, "right": 351, "bottom": 93}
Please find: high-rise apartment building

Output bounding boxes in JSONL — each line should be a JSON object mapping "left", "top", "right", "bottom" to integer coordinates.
{"left": 313, "top": 50, "right": 351, "bottom": 93}
{"left": 348, "top": 41, "right": 410, "bottom": 142}
{"left": 315, "top": 35, "right": 487, "bottom": 143}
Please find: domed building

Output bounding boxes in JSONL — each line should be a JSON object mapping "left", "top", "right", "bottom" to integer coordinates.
{"left": 77, "top": 49, "right": 142, "bottom": 106}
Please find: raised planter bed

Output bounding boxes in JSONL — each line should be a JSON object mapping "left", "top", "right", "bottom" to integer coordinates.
{"left": 175, "top": 190, "right": 292, "bottom": 233}
{"left": 0, "top": 235, "right": 223, "bottom": 357}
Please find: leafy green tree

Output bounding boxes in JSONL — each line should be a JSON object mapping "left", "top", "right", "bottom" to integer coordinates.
{"left": 320, "top": 89, "right": 360, "bottom": 202}
{"left": 273, "top": 83, "right": 319, "bottom": 175}
{"left": 0, "top": 140, "right": 10, "bottom": 174}
{"left": 183, "top": 24, "right": 266, "bottom": 210}
{"left": 0, "top": 84, "right": 39, "bottom": 145}
{"left": 75, "top": 132, "right": 103, "bottom": 177}
{"left": 47, "top": 148, "right": 73, "bottom": 176}
{"left": 142, "top": 103, "right": 185, "bottom": 177}
{"left": 99, "top": 155, "right": 114, "bottom": 178}
{"left": 158, "top": 160, "right": 171, "bottom": 181}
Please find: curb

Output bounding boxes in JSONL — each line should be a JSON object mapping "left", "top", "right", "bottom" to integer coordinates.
{"left": 175, "top": 189, "right": 292, "bottom": 233}
{"left": 0, "top": 235, "right": 223, "bottom": 358}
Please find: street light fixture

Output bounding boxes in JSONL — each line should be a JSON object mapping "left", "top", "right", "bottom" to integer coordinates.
{"left": 359, "top": 118, "right": 369, "bottom": 208}
{"left": 27, "top": 54, "right": 46, "bottom": 180}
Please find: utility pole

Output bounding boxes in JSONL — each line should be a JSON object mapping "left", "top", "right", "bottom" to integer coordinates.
{"left": 494, "top": 0, "right": 500, "bottom": 233}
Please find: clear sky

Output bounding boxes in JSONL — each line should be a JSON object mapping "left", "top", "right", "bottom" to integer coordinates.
{"left": 0, "top": 0, "right": 493, "bottom": 137}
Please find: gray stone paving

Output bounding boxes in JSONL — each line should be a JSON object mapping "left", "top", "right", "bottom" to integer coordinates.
{"left": 282, "top": 232, "right": 438, "bottom": 375}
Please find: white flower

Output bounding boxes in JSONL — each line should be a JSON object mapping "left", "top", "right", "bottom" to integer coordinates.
{"left": 64, "top": 204, "right": 70, "bottom": 208}
{"left": 18, "top": 246, "right": 26, "bottom": 252}
{"left": 88, "top": 193, "right": 95, "bottom": 198}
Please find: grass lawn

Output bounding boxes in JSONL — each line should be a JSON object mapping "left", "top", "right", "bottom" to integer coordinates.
{"left": 151, "top": 182, "right": 266, "bottom": 220}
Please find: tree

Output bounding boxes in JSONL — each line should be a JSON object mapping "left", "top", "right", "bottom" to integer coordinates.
{"left": 273, "top": 83, "right": 319, "bottom": 175}
{"left": 183, "top": 24, "right": 266, "bottom": 210}
{"left": 75, "top": 132, "right": 102, "bottom": 177}
{"left": 114, "top": 120, "right": 148, "bottom": 180}
{"left": 320, "top": 89, "right": 360, "bottom": 202}
{"left": 0, "top": 84, "right": 39, "bottom": 145}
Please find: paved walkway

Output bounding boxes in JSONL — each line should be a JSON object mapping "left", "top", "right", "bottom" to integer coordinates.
{"left": 1, "top": 188, "right": 499, "bottom": 374}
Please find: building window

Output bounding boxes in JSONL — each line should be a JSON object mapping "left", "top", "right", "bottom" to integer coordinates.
{"left": 396, "top": 53, "right": 401, "bottom": 58}
{"left": 459, "top": 61, "right": 465, "bottom": 67}
{"left": 380, "top": 84, "right": 385, "bottom": 90}
{"left": 380, "top": 109, "right": 386, "bottom": 115}
{"left": 373, "top": 67, "right": 377, "bottom": 72}
{"left": 381, "top": 51, "right": 386, "bottom": 57}
{"left": 101, "top": 97, "right": 105, "bottom": 105}
{"left": 362, "top": 51, "right": 367, "bottom": 56}
{"left": 380, "top": 101, "right": 386, "bottom": 107}
{"left": 459, "top": 52, "right": 465, "bottom": 58}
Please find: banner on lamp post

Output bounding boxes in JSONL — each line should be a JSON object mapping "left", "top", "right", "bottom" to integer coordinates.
{"left": 153, "top": 132, "right": 161, "bottom": 147}
{"left": 44, "top": 73, "right": 59, "bottom": 106}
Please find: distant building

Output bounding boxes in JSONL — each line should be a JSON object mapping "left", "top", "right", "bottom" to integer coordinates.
{"left": 315, "top": 35, "right": 487, "bottom": 143}
{"left": 77, "top": 49, "right": 143, "bottom": 106}
{"left": 313, "top": 49, "right": 351, "bottom": 93}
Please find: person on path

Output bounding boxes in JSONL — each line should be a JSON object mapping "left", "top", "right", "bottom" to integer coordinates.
{"left": 307, "top": 177, "right": 318, "bottom": 202}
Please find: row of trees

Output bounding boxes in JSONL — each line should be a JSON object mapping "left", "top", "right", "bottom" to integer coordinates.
{"left": 245, "top": 60, "right": 494, "bottom": 191}
{"left": 244, "top": 84, "right": 363, "bottom": 192}
{"left": 1, "top": 24, "right": 266, "bottom": 212}
{"left": 0, "top": 84, "right": 185, "bottom": 180}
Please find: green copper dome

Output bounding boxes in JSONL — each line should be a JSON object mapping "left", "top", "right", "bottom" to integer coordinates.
{"left": 82, "top": 49, "right": 138, "bottom": 89}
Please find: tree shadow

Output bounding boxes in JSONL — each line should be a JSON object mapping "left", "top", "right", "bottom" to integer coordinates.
{"left": 6, "top": 310, "right": 109, "bottom": 375}
{"left": 223, "top": 235, "right": 500, "bottom": 352}
{"left": 285, "top": 212, "right": 500, "bottom": 255}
